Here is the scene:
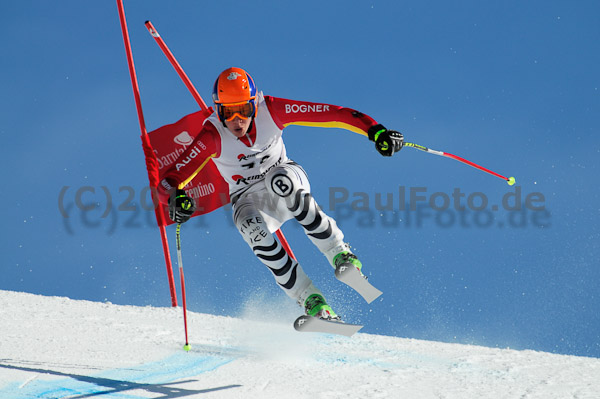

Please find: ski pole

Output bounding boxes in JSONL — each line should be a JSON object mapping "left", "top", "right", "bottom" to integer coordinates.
{"left": 404, "top": 142, "right": 516, "bottom": 186}
{"left": 176, "top": 223, "right": 191, "bottom": 351}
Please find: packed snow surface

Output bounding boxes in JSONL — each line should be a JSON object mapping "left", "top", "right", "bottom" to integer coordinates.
{"left": 1, "top": 290, "right": 598, "bottom": 398}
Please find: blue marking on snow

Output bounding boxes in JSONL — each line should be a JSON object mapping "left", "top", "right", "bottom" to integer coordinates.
{"left": 0, "top": 352, "right": 233, "bottom": 399}
{"left": 316, "top": 348, "right": 466, "bottom": 372}
{"left": 312, "top": 335, "right": 461, "bottom": 370}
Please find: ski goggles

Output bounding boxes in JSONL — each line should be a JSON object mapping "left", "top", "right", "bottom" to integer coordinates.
{"left": 217, "top": 101, "right": 256, "bottom": 122}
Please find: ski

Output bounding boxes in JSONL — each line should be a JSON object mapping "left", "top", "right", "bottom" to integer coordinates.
{"left": 335, "top": 265, "right": 382, "bottom": 304}
{"left": 294, "top": 315, "right": 363, "bottom": 337}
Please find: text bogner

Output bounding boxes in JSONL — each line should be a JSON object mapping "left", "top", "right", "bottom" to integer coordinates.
{"left": 285, "top": 104, "right": 330, "bottom": 113}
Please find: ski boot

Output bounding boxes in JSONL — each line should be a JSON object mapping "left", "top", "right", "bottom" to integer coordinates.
{"left": 304, "top": 293, "right": 340, "bottom": 321}
{"left": 333, "top": 251, "right": 364, "bottom": 278}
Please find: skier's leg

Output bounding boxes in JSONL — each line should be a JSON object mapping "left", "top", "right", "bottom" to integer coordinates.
{"left": 232, "top": 193, "right": 337, "bottom": 318}
{"left": 265, "top": 161, "right": 360, "bottom": 270}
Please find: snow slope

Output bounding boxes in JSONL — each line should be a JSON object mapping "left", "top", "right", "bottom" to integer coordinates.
{"left": 1, "top": 290, "right": 598, "bottom": 399}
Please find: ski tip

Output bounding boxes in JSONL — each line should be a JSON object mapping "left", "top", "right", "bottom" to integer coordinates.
{"left": 364, "top": 290, "right": 383, "bottom": 304}
{"left": 294, "top": 315, "right": 363, "bottom": 337}
{"left": 335, "top": 265, "right": 383, "bottom": 304}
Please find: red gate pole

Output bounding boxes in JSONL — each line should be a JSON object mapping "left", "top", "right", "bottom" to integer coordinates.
{"left": 144, "top": 20, "right": 298, "bottom": 261}
{"left": 117, "top": 0, "right": 178, "bottom": 306}
{"left": 145, "top": 21, "right": 208, "bottom": 110}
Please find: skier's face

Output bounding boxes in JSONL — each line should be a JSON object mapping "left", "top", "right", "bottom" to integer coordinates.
{"left": 225, "top": 115, "right": 252, "bottom": 137}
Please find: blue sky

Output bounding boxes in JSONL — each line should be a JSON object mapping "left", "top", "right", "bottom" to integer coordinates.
{"left": 2, "top": 1, "right": 599, "bottom": 357}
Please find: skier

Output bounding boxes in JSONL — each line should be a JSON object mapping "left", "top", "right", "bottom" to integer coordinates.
{"left": 157, "top": 67, "right": 403, "bottom": 321}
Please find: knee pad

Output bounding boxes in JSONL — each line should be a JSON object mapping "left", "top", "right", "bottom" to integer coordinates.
{"left": 265, "top": 162, "right": 310, "bottom": 198}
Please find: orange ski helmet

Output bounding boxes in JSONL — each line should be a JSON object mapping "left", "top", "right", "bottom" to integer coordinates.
{"left": 212, "top": 67, "right": 257, "bottom": 105}
{"left": 212, "top": 67, "right": 257, "bottom": 123}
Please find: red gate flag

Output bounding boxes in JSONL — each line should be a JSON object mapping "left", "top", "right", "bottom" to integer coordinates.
{"left": 141, "top": 108, "right": 230, "bottom": 225}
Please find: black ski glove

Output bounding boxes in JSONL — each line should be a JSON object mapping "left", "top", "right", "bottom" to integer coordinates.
{"left": 168, "top": 189, "right": 196, "bottom": 223}
{"left": 368, "top": 124, "right": 404, "bottom": 157}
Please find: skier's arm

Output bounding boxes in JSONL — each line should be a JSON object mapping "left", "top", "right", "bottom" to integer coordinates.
{"left": 265, "top": 96, "right": 378, "bottom": 137}
{"left": 157, "top": 123, "right": 221, "bottom": 205}
{"left": 265, "top": 96, "right": 403, "bottom": 156}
